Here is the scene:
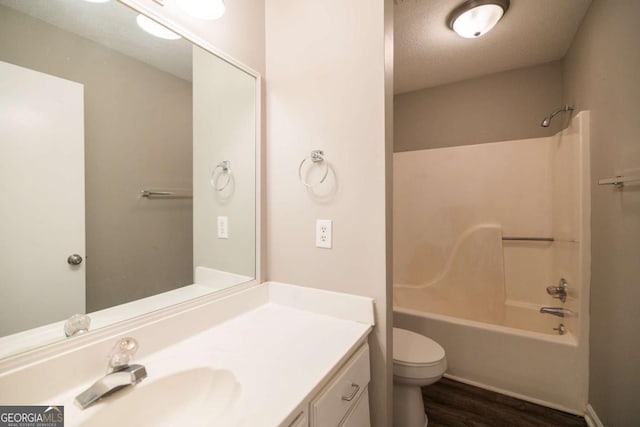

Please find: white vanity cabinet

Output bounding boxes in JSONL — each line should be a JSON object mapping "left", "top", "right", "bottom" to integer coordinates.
{"left": 284, "top": 343, "right": 371, "bottom": 427}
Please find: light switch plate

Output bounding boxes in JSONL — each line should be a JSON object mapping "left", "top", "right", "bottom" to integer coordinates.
{"left": 217, "top": 216, "right": 229, "bottom": 239}
{"left": 316, "top": 219, "right": 332, "bottom": 249}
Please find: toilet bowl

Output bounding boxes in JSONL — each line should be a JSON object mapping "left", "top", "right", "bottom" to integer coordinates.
{"left": 393, "top": 327, "right": 446, "bottom": 427}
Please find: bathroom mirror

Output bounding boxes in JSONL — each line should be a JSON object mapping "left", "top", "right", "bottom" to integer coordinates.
{"left": 0, "top": 0, "right": 258, "bottom": 358}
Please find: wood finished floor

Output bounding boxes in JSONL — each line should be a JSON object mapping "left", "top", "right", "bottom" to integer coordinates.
{"left": 421, "top": 379, "right": 588, "bottom": 427}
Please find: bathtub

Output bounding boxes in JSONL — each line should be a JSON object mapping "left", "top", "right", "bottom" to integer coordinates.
{"left": 394, "top": 298, "right": 588, "bottom": 414}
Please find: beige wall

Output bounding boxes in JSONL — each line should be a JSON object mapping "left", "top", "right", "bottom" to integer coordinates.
{"left": 564, "top": 0, "right": 640, "bottom": 424}
{"left": 0, "top": 6, "right": 194, "bottom": 312}
{"left": 394, "top": 61, "right": 564, "bottom": 152}
{"left": 265, "top": 0, "right": 393, "bottom": 425}
{"left": 193, "top": 46, "right": 256, "bottom": 280}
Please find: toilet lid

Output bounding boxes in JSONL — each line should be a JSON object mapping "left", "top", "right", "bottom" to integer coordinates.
{"left": 393, "top": 328, "right": 445, "bottom": 366}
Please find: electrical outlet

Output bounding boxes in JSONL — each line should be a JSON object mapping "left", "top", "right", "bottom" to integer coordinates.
{"left": 217, "top": 216, "right": 228, "bottom": 239}
{"left": 316, "top": 219, "right": 332, "bottom": 249}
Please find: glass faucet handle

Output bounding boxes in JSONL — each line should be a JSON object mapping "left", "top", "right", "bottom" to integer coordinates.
{"left": 64, "top": 314, "right": 91, "bottom": 337}
{"left": 108, "top": 337, "right": 139, "bottom": 370}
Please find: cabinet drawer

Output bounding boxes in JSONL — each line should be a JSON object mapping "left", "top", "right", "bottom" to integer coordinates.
{"left": 311, "top": 344, "right": 370, "bottom": 427}
{"left": 340, "top": 388, "right": 370, "bottom": 427}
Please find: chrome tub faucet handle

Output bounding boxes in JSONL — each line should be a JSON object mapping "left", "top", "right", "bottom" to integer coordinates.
{"left": 546, "top": 278, "right": 568, "bottom": 303}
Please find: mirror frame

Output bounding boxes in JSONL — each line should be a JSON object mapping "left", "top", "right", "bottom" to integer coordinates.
{"left": 0, "top": 0, "right": 263, "bottom": 369}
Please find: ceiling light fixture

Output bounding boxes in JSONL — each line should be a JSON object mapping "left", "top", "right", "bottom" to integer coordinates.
{"left": 136, "top": 14, "right": 181, "bottom": 40}
{"left": 176, "top": 0, "right": 226, "bottom": 21}
{"left": 448, "top": 0, "right": 510, "bottom": 39}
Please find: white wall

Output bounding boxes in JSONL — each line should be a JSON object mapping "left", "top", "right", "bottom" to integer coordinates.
{"left": 265, "top": 1, "right": 393, "bottom": 425}
{"left": 193, "top": 46, "right": 256, "bottom": 280}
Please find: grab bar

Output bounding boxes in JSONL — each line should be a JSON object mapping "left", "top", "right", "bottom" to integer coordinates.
{"left": 597, "top": 174, "right": 640, "bottom": 188}
{"left": 140, "top": 189, "right": 192, "bottom": 199}
{"left": 502, "top": 237, "right": 554, "bottom": 242}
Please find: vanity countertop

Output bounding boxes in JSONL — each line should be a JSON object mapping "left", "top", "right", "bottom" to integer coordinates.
{"left": 28, "top": 284, "right": 374, "bottom": 426}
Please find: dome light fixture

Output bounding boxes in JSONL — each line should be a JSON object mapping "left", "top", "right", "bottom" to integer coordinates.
{"left": 448, "top": 0, "right": 510, "bottom": 39}
{"left": 176, "top": 0, "right": 226, "bottom": 21}
{"left": 136, "top": 14, "right": 181, "bottom": 40}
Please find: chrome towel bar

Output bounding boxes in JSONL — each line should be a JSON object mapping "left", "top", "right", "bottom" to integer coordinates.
{"left": 140, "top": 189, "right": 192, "bottom": 199}
{"left": 502, "top": 237, "right": 554, "bottom": 242}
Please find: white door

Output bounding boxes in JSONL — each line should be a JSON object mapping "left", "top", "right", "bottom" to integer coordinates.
{"left": 0, "top": 61, "right": 85, "bottom": 336}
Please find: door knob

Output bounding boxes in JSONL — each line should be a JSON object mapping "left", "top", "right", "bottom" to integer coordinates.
{"left": 67, "top": 254, "right": 83, "bottom": 265}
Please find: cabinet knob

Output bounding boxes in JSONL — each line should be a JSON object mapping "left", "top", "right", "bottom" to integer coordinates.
{"left": 67, "top": 254, "right": 83, "bottom": 265}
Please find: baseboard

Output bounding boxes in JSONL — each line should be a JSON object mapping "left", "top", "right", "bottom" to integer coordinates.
{"left": 584, "top": 404, "right": 604, "bottom": 427}
{"left": 443, "top": 374, "right": 584, "bottom": 416}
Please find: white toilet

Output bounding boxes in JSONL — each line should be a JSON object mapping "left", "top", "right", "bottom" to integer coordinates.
{"left": 393, "top": 328, "right": 447, "bottom": 427}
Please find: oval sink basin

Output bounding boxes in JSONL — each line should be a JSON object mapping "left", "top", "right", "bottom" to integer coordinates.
{"left": 81, "top": 367, "right": 241, "bottom": 427}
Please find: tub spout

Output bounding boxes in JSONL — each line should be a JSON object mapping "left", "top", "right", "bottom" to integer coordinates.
{"left": 539, "top": 307, "right": 573, "bottom": 318}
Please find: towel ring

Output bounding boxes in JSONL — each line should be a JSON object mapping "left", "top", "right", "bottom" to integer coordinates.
{"left": 298, "top": 150, "right": 329, "bottom": 187}
{"left": 210, "top": 160, "right": 232, "bottom": 191}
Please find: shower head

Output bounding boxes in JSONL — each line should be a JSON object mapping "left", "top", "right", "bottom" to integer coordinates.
{"left": 541, "top": 105, "right": 574, "bottom": 127}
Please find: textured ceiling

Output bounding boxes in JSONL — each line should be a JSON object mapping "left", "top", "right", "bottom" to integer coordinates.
{"left": 0, "top": 0, "right": 192, "bottom": 81}
{"left": 394, "top": 0, "right": 592, "bottom": 94}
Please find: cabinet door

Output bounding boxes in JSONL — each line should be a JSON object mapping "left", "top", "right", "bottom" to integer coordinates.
{"left": 340, "top": 388, "right": 370, "bottom": 427}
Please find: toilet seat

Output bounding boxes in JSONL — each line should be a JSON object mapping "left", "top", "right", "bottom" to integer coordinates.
{"left": 393, "top": 328, "right": 446, "bottom": 380}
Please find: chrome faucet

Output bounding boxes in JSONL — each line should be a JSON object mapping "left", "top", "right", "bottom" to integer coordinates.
{"left": 75, "top": 337, "right": 147, "bottom": 409}
{"left": 546, "top": 278, "right": 568, "bottom": 303}
{"left": 539, "top": 307, "right": 573, "bottom": 318}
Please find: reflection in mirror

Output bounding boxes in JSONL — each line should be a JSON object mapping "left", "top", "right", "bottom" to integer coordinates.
{"left": 0, "top": 0, "right": 257, "bottom": 358}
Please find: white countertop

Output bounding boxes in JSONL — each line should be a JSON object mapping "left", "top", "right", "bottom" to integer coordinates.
{"left": 35, "top": 286, "right": 373, "bottom": 426}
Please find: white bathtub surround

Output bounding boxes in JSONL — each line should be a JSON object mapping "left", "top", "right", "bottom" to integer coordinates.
{"left": 393, "top": 111, "right": 590, "bottom": 414}
{"left": 395, "top": 224, "right": 506, "bottom": 325}
{"left": 0, "top": 282, "right": 374, "bottom": 426}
